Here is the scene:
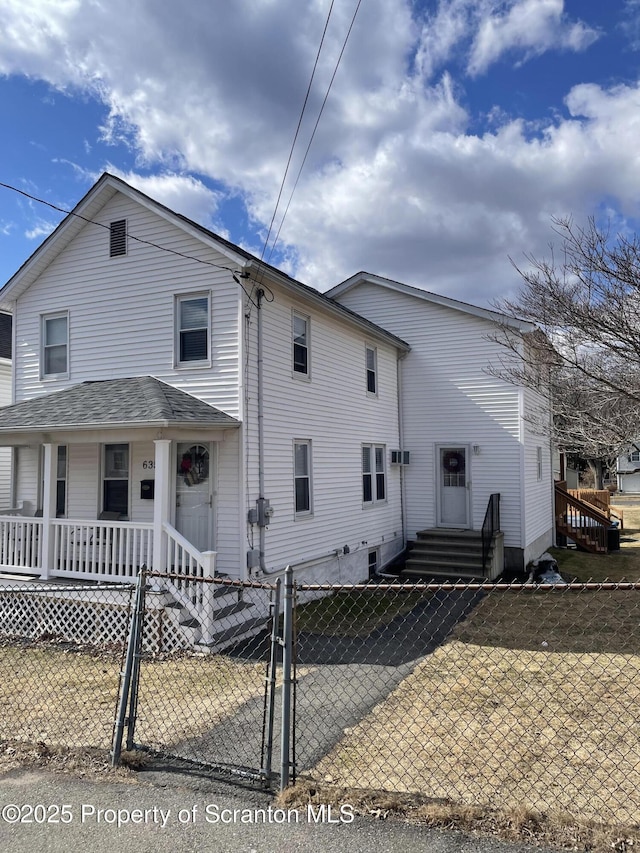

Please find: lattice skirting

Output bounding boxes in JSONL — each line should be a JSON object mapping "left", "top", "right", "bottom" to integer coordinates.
{"left": 0, "top": 589, "right": 192, "bottom": 653}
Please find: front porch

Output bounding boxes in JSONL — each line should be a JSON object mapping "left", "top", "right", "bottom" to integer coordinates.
{"left": 0, "top": 377, "right": 255, "bottom": 649}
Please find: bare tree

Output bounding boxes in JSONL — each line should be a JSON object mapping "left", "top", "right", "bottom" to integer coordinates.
{"left": 493, "top": 216, "right": 640, "bottom": 488}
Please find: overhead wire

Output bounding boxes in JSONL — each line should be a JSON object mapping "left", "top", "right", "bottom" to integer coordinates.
{"left": 258, "top": 0, "right": 337, "bottom": 265}
{"left": 267, "top": 0, "right": 364, "bottom": 263}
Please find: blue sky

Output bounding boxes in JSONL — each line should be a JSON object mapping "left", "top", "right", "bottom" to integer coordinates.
{"left": 0, "top": 0, "right": 639, "bottom": 306}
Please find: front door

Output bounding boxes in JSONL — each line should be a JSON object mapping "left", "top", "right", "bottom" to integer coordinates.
{"left": 175, "top": 442, "right": 214, "bottom": 552}
{"left": 437, "top": 445, "right": 470, "bottom": 527}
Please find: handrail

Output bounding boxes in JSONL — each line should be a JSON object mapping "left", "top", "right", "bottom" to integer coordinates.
{"left": 481, "top": 493, "right": 500, "bottom": 570}
{"left": 555, "top": 483, "right": 610, "bottom": 553}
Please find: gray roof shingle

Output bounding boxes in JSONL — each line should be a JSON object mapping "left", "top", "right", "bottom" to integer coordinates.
{"left": 0, "top": 377, "right": 239, "bottom": 431}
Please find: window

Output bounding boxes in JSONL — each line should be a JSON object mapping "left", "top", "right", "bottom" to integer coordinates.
{"left": 56, "top": 446, "right": 67, "bottom": 517}
{"left": 366, "top": 346, "right": 377, "bottom": 394}
{"left": 176, "top": 294, "right": 210, "bottom": 364}
{"left": 292, "top": 312, "right": 309, "bottom": 376}
{"left": 368, "top": 548, "right": 379, "bottom": 579}
{"left": 536, "top": 446, "right": 543, "bottom": 481}
{"left": 41, "top": 313, "right": 68, "bottom": 377}
{"left": 294, "top": 441, "right": 312, "bottom": 515}
{"left": 109, "top": 219, "right": 127, "bottom": 257}
{"left": 103, "top": 443, "right": 129, "bottom": 516}
{"left": 629, "top": 449, "right": 640, "bottom": 463}
{"left": 362, "top": 444, "right": 386, "bottom": 504}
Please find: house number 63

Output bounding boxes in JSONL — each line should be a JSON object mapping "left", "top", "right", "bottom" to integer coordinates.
{"left": 142, "top": 460, "right": 155, "bottom": 469}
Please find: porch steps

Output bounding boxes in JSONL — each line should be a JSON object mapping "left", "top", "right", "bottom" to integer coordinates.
{"left": 401, "top": 528, "right": 493, "bottom": 581}
{"left": 196, "top": 616, "right": 268, "bottom": 652}
{"left": 163, "top": 585, "right": 261, "bottom": 650}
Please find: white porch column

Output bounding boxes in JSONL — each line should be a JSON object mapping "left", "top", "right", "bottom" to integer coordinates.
{"left": 40, "top": 442, "right": 58, "bottom": 580}
{"left": 152, "top": 439, "right": 172, "bottom": 575}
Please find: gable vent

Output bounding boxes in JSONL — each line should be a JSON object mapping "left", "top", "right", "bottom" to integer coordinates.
{"left": 109, "top": 219, "right": 127, "bottom": 257}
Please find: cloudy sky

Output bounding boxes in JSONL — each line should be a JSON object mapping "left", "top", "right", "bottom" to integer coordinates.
{"left": 0, "top": 0, "right": 639, "bottom": 305}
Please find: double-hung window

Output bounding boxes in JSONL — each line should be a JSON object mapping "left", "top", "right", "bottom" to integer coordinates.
{"left": 294, "top": 440, "right": 312, "bottom": 515}
{"left": 176, "top": 293, "right": 210, "bottom": 365}
{"left": 362, "top": 444, "right": 386, "bottom": 504}
{"left": 103, "top": 443, "right": 129, "bottom": 517}
{"left": 629, "top": 449, "right": 640, "bottom": 463}
{"left": 41, "top": 312, "right": 69, "bottom": 378}
{"left": 366, "top": 345, "right": 377, "bottom": 395}
{"left": 292, "top": 312, "right": 310, "bottom": 377}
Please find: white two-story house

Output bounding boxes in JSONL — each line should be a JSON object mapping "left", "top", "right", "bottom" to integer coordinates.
{"left": 0, "top": 173, "right": 556, "bottom": 645}
{"left": 0, "top": 174, "right": 408, "bottom": 604}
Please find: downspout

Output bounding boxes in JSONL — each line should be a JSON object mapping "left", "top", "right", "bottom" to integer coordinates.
{"left": 397, "top": 349, "right": 408, "bottom": 545}
{"left": 257, "top": 288, "right": 266, "bottom": 572}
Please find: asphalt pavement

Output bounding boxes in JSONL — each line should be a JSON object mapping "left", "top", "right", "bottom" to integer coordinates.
{"left": 0, "top": 766, "right": 558, "bottom": 853}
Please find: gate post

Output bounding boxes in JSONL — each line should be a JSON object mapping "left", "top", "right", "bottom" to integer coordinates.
{"left": 280, "top": 566, "right": 294, "bottom": 790}
{"left": 112, "top": 570, "right": 146, "bottom": 765}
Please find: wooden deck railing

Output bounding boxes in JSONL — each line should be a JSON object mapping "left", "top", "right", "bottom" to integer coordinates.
{"left": 568, "top": 488, "right": 624, "bottom": 530}
{"left": 555, "top": 483, "right": 610, "bottom": 554}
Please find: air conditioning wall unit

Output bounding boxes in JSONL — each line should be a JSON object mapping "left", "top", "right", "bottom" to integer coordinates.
{"left": 391, "top": 450, "right": 410, "bottom": 465}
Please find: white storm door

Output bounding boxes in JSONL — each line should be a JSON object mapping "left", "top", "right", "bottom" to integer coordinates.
{"left": 437, "top": 445, "right": 470, "bottom": 527}
{"left": 175, "top": 442, "right": 214, "bottom": 552}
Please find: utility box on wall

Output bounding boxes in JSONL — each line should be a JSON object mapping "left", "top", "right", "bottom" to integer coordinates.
{"left": 140, "top": 479, "right": 155, "bottom": 499}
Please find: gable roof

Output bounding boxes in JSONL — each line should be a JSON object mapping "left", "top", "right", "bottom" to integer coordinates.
{"left": 327, "top": 272, "right": 536, "bottom": 333}
{"left": 0, "top": 313, "right": 11, "bottom": 360}
{"left": 0, "top": 175, "right": 409, "bottom": 353}
{"left": 0, "top": 376, "right": 239, "bottom": 433}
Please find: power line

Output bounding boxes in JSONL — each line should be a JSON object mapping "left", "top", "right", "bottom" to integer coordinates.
{"left": 259, "top": 0, "right": 337, "bottom": 263}
{"left": 268, "top": 0, "right": 364, "bottom": 263}
{"left": 0, "top": 181, "right": 244, "bottom": 276}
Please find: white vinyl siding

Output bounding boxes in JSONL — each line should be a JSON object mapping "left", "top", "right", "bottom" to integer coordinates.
{"left": 334, "top": 282, "right": 552, "bottom": 554}
{"left": 243, "top": 283, "right": 403, "bottom": 573}
{"left": 0, "top": 360, "right": 11, "bottom": 508}
{"left": 14, "top": 192, "right": 242, "bottom": 418}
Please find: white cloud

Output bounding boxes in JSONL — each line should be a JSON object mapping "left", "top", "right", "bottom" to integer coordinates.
{"left": 0, "top": 0, "right": 626, "bottom": 305}
{"left": 468, "top": 0, "right": 599, "bottom": 75}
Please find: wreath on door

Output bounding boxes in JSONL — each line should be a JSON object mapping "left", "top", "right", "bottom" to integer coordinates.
{"left": 442, "top": 451, "right": 465, "bottom": 474}
{"left": 179, "top": 445, "right": 210, "bottom": 486}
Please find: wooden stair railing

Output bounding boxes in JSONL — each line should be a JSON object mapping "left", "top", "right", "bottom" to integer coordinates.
{"left": 555, "top": 482, "right": 610, "bottom": 554}
{"left": 568, "top": 488, "right": 624, "bottom": 530}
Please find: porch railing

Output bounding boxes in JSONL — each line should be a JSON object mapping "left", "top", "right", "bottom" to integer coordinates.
{"left": 481, "top": 493, "right": 500, "bottom": 571}
{"left": 162, "top": 522, "right": 216, "bottom": 630}
{"left": 52, "top": 520, "right": 154, "bottom": 582}
{"left": 0, "top": 516, "right": 43, "bottom": 570}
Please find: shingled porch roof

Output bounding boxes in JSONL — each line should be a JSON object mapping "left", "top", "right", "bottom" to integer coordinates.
{"left": 0, "top": 376, "right": 239, "bottom": 433}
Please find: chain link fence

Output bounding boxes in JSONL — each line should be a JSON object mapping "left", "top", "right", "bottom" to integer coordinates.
{"left": 2, "top": 571, "right": 640, "bottom": 831}
{"left": 0, "top": 580, "right": 134, "bottom": 753}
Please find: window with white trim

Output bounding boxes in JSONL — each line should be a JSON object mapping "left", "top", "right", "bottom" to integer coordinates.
{"left": 362, "top": 444, "right": 386, "bottom": 504}
{"left": 629, "top": 449, "right": 640, "bottom": 463}
{"left": 366, "top": 345, "right": 377, "bottom": 394}
{"left": 368, "top": 548, "right": 379, "bottom": 578}
{"left": 292, "top": 312, "right": 310, "bottom": 376}
{"left": 294, "top": 440, "right": 312, "bottom": 515}
{"left": 176, "top": 293, "right": 210, "bottom": 365}
{"left": 109, "top": 219, "right": 127, "bottom": 257}
{"left": 103, "top": 443, "right": 129, "bottom": 517}
{"left": 536, "top": 446, "right": 543, "bottom": 481}
{"left": 41, "top": 312, "right": 68, "bottom": 378}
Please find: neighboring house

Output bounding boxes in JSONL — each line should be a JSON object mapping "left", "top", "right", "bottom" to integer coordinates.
{"left": 328, "top": 273, "right": 555, "bottom": 571}
{"left": 617, "top": 447, "right": 640, "bottom": 493}
{"left": 0, "top": 173, "right": 555, "bottom": 645}
{"left": 0, "top": 313, "right": 11, "bottom": 508}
